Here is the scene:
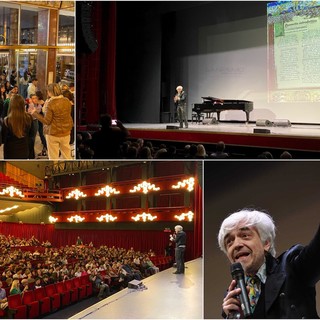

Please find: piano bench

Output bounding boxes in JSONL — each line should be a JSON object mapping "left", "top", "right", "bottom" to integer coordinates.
{"left": 192, "top": 113, "right": 205, "bottom": 124}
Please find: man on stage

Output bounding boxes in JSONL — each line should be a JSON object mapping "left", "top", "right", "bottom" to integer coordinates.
{"left": 170, "top": 225, "right": 187, "bottom": 274}
{"left": 174, "top": 85, "right": 188, "bottom": 128}
{"left": 218, "top": 208, "right": 320, "bottom": 318}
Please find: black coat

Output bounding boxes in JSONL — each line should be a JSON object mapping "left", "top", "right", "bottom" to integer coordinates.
{"left": 253, "top": 225, "right": 320, "bottom": 318}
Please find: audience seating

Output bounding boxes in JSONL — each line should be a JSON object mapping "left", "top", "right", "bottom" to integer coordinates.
{"left": 7, "top": 293, "right": 27, "bottom": 319}
{"left": 64, "top": 279, "right": 79, "bottom": 303}
{"left": 33, "top": 287, "right": 51, "bottom": 315}
{"left": 80, "top": 274, "right": 93, "bottom": 297}
{"left": 21, "top": 291, "right": 40, "bottom": 318}
{"left": 55, "top": 281, "right": 71, "bottom": 307}
{"left": 72, "top": 277, "right": 87, "bottom": 300}
{"left": 44, "top": 284, "right": 61, "bottom": 311}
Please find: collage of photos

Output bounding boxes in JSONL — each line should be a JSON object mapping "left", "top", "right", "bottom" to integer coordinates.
{"left": 0, "top": 1, "right": 319, "bottom": 319}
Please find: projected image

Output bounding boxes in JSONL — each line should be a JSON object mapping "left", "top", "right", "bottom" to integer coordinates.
{"left": 267, "top": 1, "right": 320, "bottom": 103}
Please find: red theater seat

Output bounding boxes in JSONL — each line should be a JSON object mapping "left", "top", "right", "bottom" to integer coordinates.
{"left": 8, "top": 293, "right": 27, "bottom": 319}
{"left": 44, "top": 284, "right": 61, "bottom": 311}
{"left": 80, "top": 274, "right": 93, "bottom": 297}
{"left": 55, "top": 281, "right": 71, "bottom": 306}
{"left": 72, "top": 277, "right": 87, "bottom": 300}
{"left": 64, "top": 279, "right": 79, "bottom": 303}
{"left": 21, "top": 290, "right": 40, "bottom": 319}
{"left": 34, "top": 287, "right": 51, "bottom": 315}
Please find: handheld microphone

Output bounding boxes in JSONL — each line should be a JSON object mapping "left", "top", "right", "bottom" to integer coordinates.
{"left": 230, "top": 263, "right": 251, "bottom": 319}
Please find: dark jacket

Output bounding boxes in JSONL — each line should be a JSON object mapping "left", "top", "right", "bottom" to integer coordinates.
{"left": 226, "top": 225, "right": 320, "bottom": 318}
{"left": 174, "top": 231, "right": 187, "bottom": 247}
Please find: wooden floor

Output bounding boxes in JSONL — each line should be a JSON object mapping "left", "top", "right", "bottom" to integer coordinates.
{"left": 70, "top": 258, "right": 203, "bottom": 319}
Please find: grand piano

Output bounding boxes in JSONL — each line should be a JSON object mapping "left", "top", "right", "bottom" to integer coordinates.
{"left": 192, "top": 96, "right": 253, "bottom": 123}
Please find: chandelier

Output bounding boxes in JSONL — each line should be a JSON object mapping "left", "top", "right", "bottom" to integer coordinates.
{"left": 174, "top": 211, "right": 194, "bottom": 222}
{"left": 131, "top": 212, "right": 157, "bottom": 222}
{"left": 49, "top": 216, "right": 58, "bottom": 223}
{"left": 65, "top": 189, "right": 87, "bottom": 200}
{"left": 96, "top": 214, "right": 118, "bottom": 222}
{"left": 172, "top": 177, "right": 195, "bottom": 192}
{"left": 95, "top": 185, "right": 120, "bottom": 197}
{"left": 129, "top": 181, "right": 160, "bottom": 194}
{"left": 0, "top": 186, "right": 25, "bottom": 198}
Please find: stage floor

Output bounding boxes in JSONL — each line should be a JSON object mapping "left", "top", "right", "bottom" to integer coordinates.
{"left": 124, "top": 122, "right": 320, "bottom": 153}
{"left": 70, "top": 258, "right": 203, "bottom": 319}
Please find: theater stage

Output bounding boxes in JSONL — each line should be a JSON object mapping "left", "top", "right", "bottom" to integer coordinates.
{"left": 123, "top": 122, "right": 320, "bottom": 153}
{"left": 70, "top": 258, "right": 203, "bottom": 319}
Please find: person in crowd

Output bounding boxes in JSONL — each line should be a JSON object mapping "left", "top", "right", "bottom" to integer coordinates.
{"left": 280, "top": 150, "right": 292, "bottom": 159}
{"left": 218, "top": 209, "right": 320, "bottom": 318}
{"left": 90, "top": 114, "right": 129, "bottom": 159}
{"left": 27, "top": 77, "right": 38, "bottom": 98}
{"left": 0, "top": 84, "right": 7, "bottom": 118}
{"left": 28, "top": 83, "right": 73, "bottom": 160}
{"left": 9, "top": 279, "right": 21, "bottom": 295}
{"left": 1, "top": 94, "right": 34, "bottom": 159}
{"left": 89, "top": 269, "right": 110, "bottom": 300}
{"left": 0, "top": 281, "right": 8, "bottom": 311}
{"left": 195, "top": 144, "right": 208, "bottom": 158}
{"left": 35, "top": 90, "right": 47, "bottom": 156}
{"left": 19, "top": 71, "right": 30, "bottom": 99}
{"left": 210, "top": 141, "right": 229, "bottom": 159}
{"left": 76, "top": 236, "right": 83, "bottom": 246}
{"left": 9, "top": 70, "right": 17, "bottom": 88}
{"left": 62, "top": 89, "right": 75, "bottom": 145}
{"left": 170, "top": 225, "right": 187, "bottom": 274}
{"left": 174, "top": 85, "right": 188, "bottom": 128}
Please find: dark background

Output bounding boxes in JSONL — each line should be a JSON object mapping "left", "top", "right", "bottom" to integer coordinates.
{"left": 204, "top": 161, "right": 320, "bottom": 318}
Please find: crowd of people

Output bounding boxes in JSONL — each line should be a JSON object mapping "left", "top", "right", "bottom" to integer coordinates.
{"left": 0, "top": 234, "right": 160, "bottom": 315}
{"left": 0, "top": 69, "right": 74, "bottom": 160}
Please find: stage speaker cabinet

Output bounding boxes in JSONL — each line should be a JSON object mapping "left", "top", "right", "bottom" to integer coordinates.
{"left": 256, "top": 119, "right": 273, "bottom": 127}
{"left": 166, "top": 125, "right": 179, "bottom": 130}
{"left": 273, "top": 119, "right": 291, "bottom": 127}
{"left": 128, "top": 279, "right": 143, "bottom": 289}
{"left": 202, "top": 117, "right": 218, "bottom": 125}
{"left": 253, "top": 128, "right": 271, "bottom": 134}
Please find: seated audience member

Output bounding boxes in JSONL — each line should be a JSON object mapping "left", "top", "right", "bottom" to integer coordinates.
{"left": 257, "top": 151, "right": 274, "bottom": 159}
{"left": 90, "top": 114, "right": 129, "bottom": 159}
{"left": 280, "top": 150, "right": 293, "bottom": 159}
{"left": 9, "top": 279, "right": 21, "bottom": 295}
{"left": 210, "top": 141, "right": 229, "bottom": 159}
{"left": 89, "top": 270, "right": 110, "bottom": 300}
{"left": 139, "top": 146, "right": 153, "bottom": 159}
{"left": 0, "top": 281, "right": 8, "bottom": 310}
{"left": 195, "top": 144, "right": 208, "bottom": 158}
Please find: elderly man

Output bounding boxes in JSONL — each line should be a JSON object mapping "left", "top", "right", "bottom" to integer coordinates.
{"left": 170, "top": 225, "right": 187, "bottom": 274}
{"left": 218, "top": 209, "right": 320, "bottom": 319}
{"left": 173, "top": 85, "right": 188, "bottom": 128}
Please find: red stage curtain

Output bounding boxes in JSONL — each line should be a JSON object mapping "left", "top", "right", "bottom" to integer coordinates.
{"left": 193, "top": 174, "right": 203, "bottom": 259}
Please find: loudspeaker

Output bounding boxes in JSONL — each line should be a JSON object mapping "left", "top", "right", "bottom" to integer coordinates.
{"left": 128, "top": 279, "right": 143, "bottom": 289}
{"left": 166, "top": 125, "right": 179, "bottom": 130}
{"left": 273, "top": 119, "right": 291, "bottom": 127}
{"left": 77, "top": 2, "right": 98, "bottom": 53}
{"left": 253, "top": 128, "right": 271, "bottom": 134}
{"left": 256, "top": 119, "right": 273, "bottom": 127}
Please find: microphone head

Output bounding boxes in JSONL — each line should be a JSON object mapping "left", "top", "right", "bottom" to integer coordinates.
{"left": 230, "top": 262, "right": 244, "bottom": 280}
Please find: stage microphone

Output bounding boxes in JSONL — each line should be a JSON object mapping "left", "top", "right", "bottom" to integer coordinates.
{"left": 230, "top": 263, "right": 251, "bottom": 319}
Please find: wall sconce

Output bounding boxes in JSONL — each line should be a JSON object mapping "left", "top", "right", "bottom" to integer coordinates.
{"left": 95, "top": 185, "right": 120, "bottom": 197}
{"left": 129, "top": 181, "right": 160, "bottom": 194}
{"left": 67, "top": 215, "right": 85, "bottom": 223}
{"left": 65, "top": 189, "right": 87, "bottom": 200}
{"left": 131, "top": 212, "right": 157, "bottom": 222}
{"left": 0, "top": 186, "right": 25, "bottom": 198}
{"left": 49, "top": 216, "right": 58, "bottom": 223}
{"left": 172, "top": 177, "right": 195, "bottom": 192}
{"left": 174, "top": 211, "right": 194, "bottom": 222}
{"left": 96, "top": 214, "right": 117, "bottom": 222}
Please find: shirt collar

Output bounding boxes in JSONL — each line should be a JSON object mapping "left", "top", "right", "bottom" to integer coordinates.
{"left": 246, "top": 260, "right": 267, "bottom": 284}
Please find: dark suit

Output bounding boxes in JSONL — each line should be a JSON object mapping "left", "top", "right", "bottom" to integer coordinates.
{"left": 174, "top": 230, "right": 187, "bottom": 273}
{"left": 225, "top": 225, "right": 320, "bottom": 318}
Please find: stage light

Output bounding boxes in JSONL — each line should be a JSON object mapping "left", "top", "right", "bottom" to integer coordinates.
{"left": 49, "top": 216, "right": 58, "bottom": 223}
{"left": 172, "top": 177, "right": 195, "bottom": 192}
{"left": 96, "top": 214, "right": 118, "bottom": 222}
{"left": 0, "top": 186, "right": 25, "bottom": 198}
{"left": 67, "top": 215, "right": 85, "bottom": 223}
{"left": 131, "top": 212, "right": 157, "bottom": 222}
{"left": 174, "top": 211, "right": 194, "bottom": 222}
{"left": 129, "top": 181, "right": 160, "bottom": 194}
{"left": 65, "top": 189, "right": 87, "bottom": 200}
{"left": 95, "top": 185, "right": 120, "bottom": 197}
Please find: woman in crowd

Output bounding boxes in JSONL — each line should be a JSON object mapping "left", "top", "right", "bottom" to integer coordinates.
{"left": 1, "top": 94, "right": 34, "bottom": 159}
{"left": 9, "top": 279, "right": 21, "bottom": 295}
{"left": 29, "top": 83, "right": 73, "bottom": 160}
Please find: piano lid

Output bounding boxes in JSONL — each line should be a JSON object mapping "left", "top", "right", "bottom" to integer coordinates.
{"left": 201, "top": 96, "right": 224, "bottom": 103}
